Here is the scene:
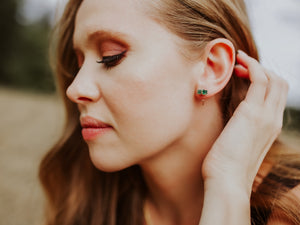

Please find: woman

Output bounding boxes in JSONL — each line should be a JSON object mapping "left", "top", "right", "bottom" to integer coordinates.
{"left": 40, "top": 0, "right": 300, "bottom": 224}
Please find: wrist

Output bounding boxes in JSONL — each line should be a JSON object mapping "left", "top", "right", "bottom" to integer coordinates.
{"left": 200, "top": 180, "right": 251, "bottom": 225}
{"left": 204, "top": 178, "right": 252, "bottom": 200}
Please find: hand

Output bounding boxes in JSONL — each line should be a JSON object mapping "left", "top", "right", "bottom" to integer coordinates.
{"left": 201, "top": 50, "right": 289, "bottom": 196}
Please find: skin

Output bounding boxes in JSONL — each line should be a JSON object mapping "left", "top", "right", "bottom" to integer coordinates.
{"left": 67, "top": 0, "right": 290, "bottom": 224}
{"left": 70, "top": 0, "right": 221, "bottom": 173}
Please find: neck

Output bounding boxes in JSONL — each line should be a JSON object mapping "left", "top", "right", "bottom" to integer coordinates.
{"left": 140, "top": 143, "right": 206, "bottom": 225}
{"left": 139, "top": 99, "right": 223, "bottom": 225}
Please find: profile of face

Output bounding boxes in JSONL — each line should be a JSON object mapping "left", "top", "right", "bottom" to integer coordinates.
{"left": 67, "top": 0, "right": 232, "bottom": 172}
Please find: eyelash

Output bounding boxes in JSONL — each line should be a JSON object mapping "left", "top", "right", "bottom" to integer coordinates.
{"left": 97, "top": 51, "right": 126, "bottom": 69}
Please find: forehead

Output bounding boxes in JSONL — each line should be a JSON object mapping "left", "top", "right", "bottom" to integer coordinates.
{"left": 76, "top": 0, "right": 144, "bottom": 24}
{"left": 73, "top": 0, "right": 151, "bottom": 48}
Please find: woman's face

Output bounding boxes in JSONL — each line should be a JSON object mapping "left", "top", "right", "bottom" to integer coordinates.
{"left": 67, "top": 0, "right": 206, "bottom": 171}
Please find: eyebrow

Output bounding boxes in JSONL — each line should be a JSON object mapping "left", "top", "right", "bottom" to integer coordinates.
{"left": 73, "top": 30, "right": 131, "bottom": 51}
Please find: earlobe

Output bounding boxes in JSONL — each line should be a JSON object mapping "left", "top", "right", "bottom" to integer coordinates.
{"left": 195, "top": 38, "right": 235, "bottom": 99}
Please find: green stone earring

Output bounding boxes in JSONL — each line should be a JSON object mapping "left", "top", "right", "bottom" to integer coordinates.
{"left": 197, "top": 89, "right": 208, "bottom": 95}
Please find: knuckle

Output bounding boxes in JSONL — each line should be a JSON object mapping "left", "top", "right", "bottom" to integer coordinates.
{"left": 276, "top": 75, "right": 284, "bottom": 83}
{"left": 265, "top": 69, "right": 275, "bottom": 79}
{"left": 275, "top": 74, "right": 287, "bottom": 85}
{"left": 282, "top": 80, "right": 290, "bottom": 91}
{"left": 239, "top": 101, "right": 283, "bottom": 137}
{"left": 249, "top": 57, "right": 259, "bottom": 65}
{"left": 248, "top": 58, "right": 260, "bottom": 71}
{"left": 276, "top": 78, "right": 289, "bottom": 94}
{"left": 269, "top": 72, "right": 289, "bottom": 91}
{"left": 268, "top": 70, "right": 279, "bottom": 82}
{"left": 257, "top": 76, "right": 268, "bottom": 86}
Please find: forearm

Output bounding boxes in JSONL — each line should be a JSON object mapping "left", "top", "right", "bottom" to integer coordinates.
{"left": 199, "top": 181, "right": 251, "bottom": 225}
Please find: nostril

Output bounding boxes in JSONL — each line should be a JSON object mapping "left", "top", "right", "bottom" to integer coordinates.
{"left": 78, "top": 97, "right": 93, "bottom": 102}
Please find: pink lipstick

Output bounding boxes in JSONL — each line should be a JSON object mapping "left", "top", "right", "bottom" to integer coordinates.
{"left": 80, "top": 116, "right": 112, "bottom": 141}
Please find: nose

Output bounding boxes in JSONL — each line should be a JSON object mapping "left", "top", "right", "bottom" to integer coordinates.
{"left": 66, "top": 63, "right": 101, "bottom": 104}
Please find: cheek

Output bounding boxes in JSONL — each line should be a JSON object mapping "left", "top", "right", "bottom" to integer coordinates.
{"left": 103, "top": 55, "right": 194, "bottom": 151}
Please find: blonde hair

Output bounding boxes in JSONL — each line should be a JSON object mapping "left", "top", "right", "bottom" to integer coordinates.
{"left": 40, "top": 0, "right": 300, "bottom": 224}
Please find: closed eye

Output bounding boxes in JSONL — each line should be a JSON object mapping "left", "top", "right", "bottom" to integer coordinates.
{"left": 97, "top": 51, "right": 126, "bottom": 69}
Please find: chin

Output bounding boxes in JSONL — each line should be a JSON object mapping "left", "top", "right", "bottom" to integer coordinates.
{"left": 88, "top": 147, "right": 133, "bottom": 173}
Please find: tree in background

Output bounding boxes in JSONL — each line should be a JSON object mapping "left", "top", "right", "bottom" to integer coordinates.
{"left": 0, "top": 0, "right": 54, "bottom": 92}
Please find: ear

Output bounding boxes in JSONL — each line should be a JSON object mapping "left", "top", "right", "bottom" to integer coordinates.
{"left": 194, "top": 38, "right": 235, "bottom": 99}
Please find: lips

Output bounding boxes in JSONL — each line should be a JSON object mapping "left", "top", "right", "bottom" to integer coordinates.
{"left": 80, "top": 116, "right": 112, "bottom": 141}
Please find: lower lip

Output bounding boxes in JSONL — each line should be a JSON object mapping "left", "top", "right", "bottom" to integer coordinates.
{"left": 81, "top": 127, "right": 112, "bottom": 141}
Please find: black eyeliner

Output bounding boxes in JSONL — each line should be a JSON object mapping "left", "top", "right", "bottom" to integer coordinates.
{"left": 97, "top": 51, "right": 126, "bottom": 64}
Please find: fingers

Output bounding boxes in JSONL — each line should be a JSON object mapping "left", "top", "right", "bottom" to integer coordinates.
{"left": 234, "top": 64, "right": 248, "bottom": 78}
{"left": 235, "top": 50, "right": 268, "bottom": 105}
{"left": 264, "top": 69, "right": 289, "bottom": 112}
{"left": 235, "top": 51, "right": 289, "bottom": 111}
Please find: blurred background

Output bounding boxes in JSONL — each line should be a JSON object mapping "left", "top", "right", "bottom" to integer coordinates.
{"left": 0, "top": 0, "right": 299, "bottom": 225}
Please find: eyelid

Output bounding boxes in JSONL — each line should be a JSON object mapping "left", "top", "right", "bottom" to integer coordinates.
{"left": 97, "top": 50, "right": 126, "bottom": 64}
{"left": 89, "top": 31, "right": 130, "bottom": 50}
{"left": 100, "top": 40, "right": 127, "bottom": 56}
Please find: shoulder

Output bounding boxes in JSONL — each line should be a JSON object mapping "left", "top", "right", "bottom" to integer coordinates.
{"left": 267, "top": 184, "right": 300, "bottom": 225}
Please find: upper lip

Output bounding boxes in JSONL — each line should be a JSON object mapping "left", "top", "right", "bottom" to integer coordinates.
{"left": 80, "top": 116, "right": 111, "bottom": 128}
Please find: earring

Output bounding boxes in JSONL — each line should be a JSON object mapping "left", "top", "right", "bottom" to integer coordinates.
{"left": 197, "top": 89, "right": 208, "bottom": 96}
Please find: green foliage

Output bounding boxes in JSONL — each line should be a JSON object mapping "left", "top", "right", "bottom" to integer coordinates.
{"left": 0, "top": 0, "right": 55, "bottom": 93}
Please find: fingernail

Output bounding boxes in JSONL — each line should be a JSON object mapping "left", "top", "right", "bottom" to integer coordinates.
{"left": 237, "top": 49, "right": 247, "bottom": 56}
